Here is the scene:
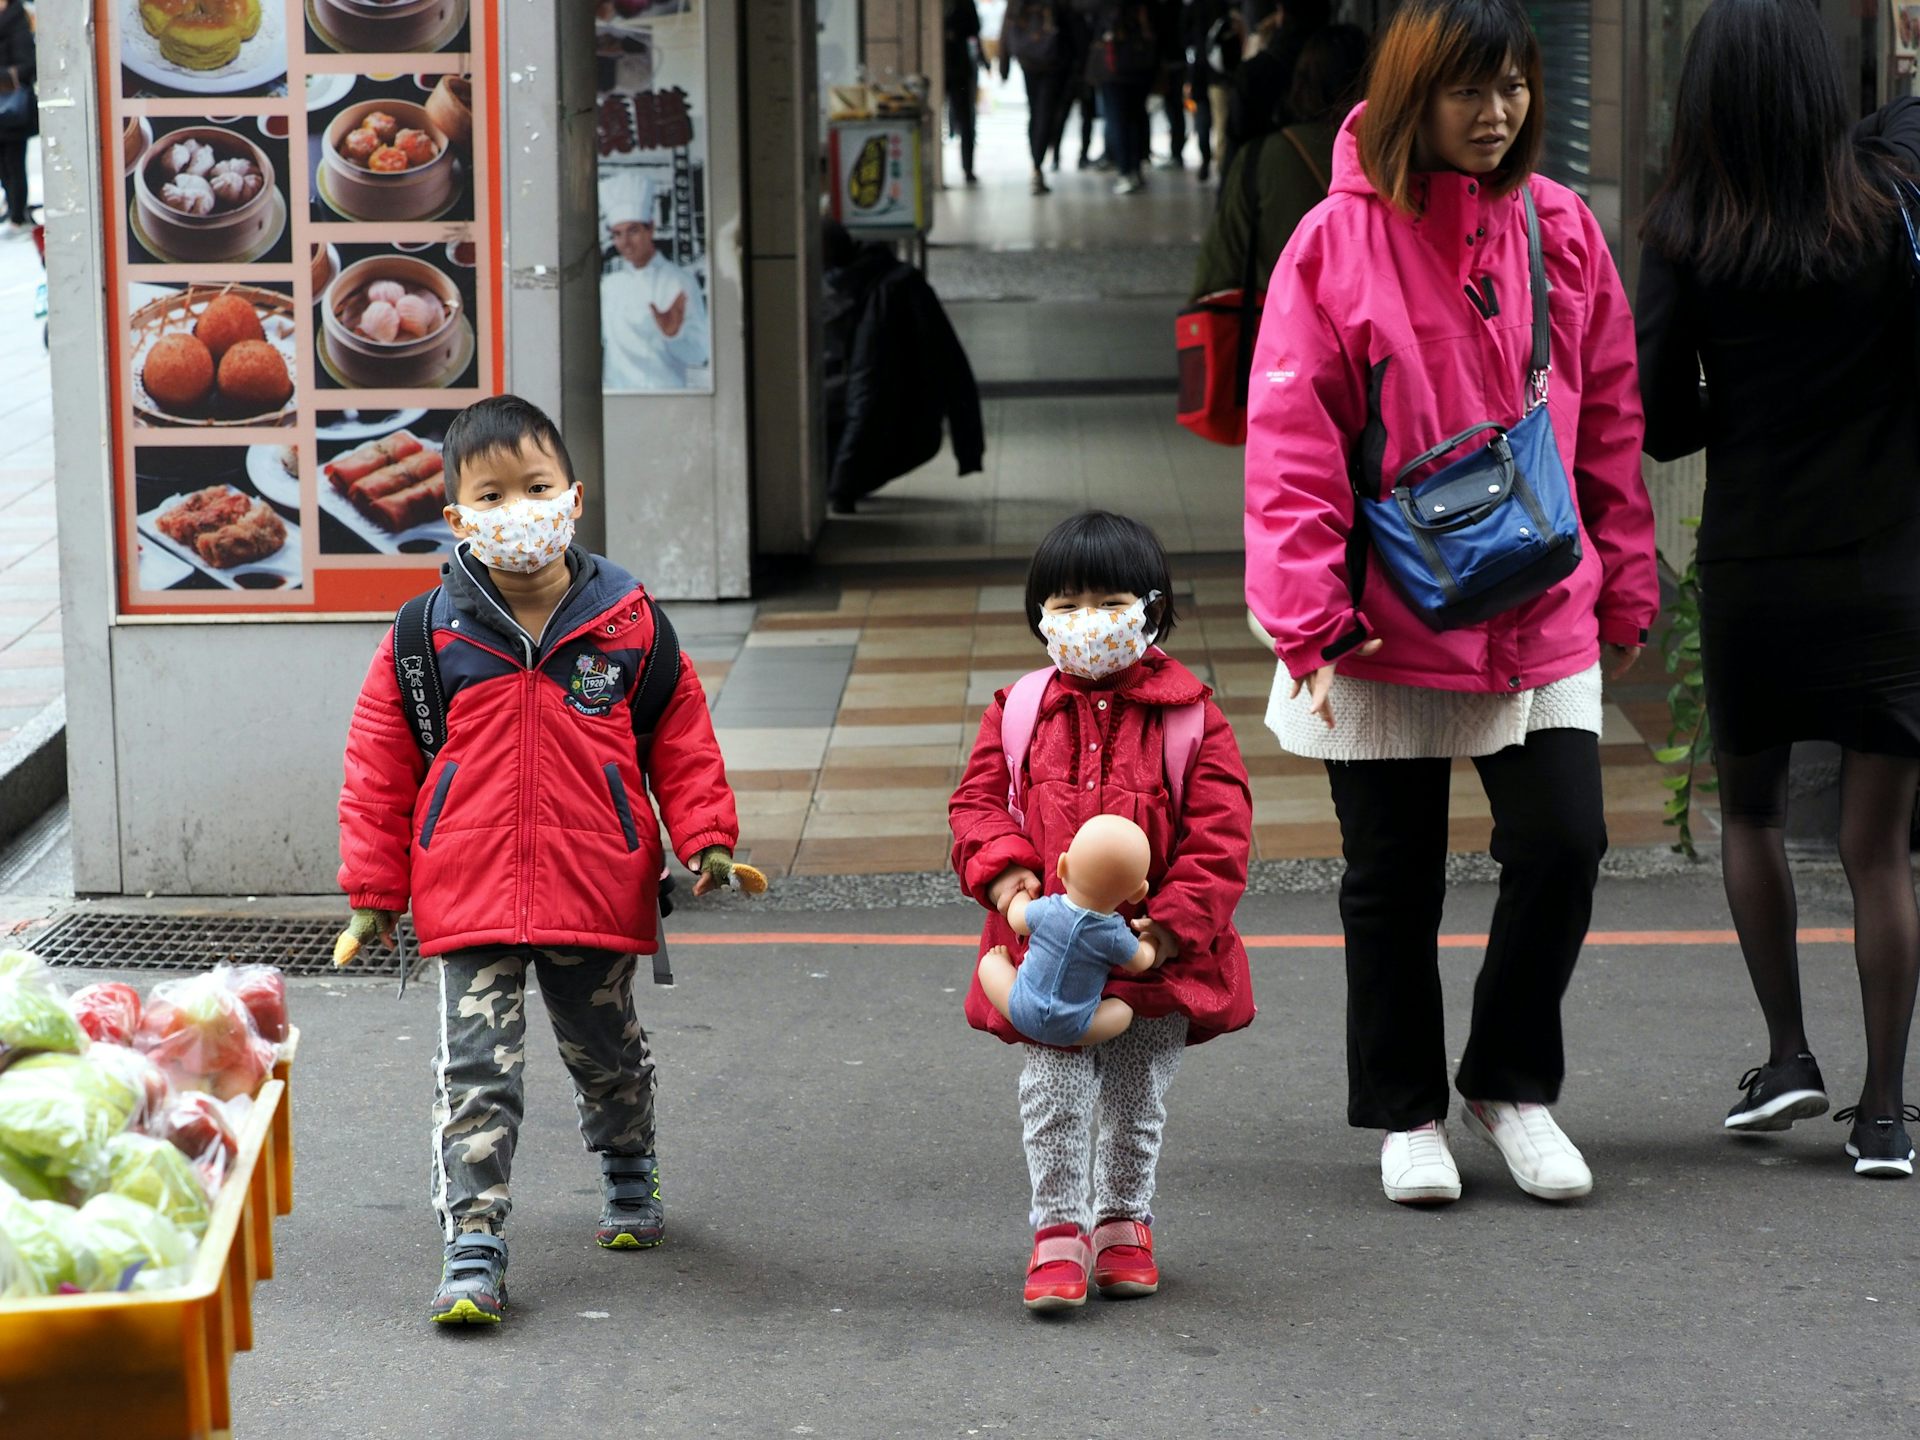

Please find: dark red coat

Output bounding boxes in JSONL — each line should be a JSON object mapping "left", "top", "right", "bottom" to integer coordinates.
{"left": 950, "top": 652, "right": 1257, "bottom": 1045}
{"left": 338, "top": 549, "right": 737, "bottom": 957}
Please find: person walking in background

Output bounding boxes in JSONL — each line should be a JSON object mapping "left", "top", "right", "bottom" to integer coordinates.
{"left": 1222, "top": 0, "right": 1331, "bottom": 182}
{"left": 1088, "top": 1, "right": 1158, "bottom": 193}
{"left": 1185, "top": 0, "right": 1234, "bottom": 183}
{"left": 1152, "top": 0, "right": 1190, "bottom": 169}
{"left": 946, "top": 0, "right": 984, "bottom": 185}
{"left": 0, "top": 0, "right": 36, "bottom": 234}
{"left": 1637, "top": 0, "right": 1920, "bottom": 1178}
{"left": 1190, "top": 23, "right": 1365, "bottom": 297}
{"left": 1245, "top": 0, "right": 1657, "bottom": 1208}
{"left": 1000, "top": 0, "right": 1074, "bottom": 193}
{"left": 1059, "top": 0, "right": 1104, "bottom": 170}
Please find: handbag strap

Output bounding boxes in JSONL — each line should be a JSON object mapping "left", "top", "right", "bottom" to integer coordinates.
{"left": 1232, "top": 134, "right": 1269, "bottom": 407}
{"left": 1523, "top": 185, "right": 1550, "bottom": 409}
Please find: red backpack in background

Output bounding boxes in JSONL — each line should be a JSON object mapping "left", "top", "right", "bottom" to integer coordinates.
{"left": 1176, "top": 134, "right": 1268, "bottom": 446}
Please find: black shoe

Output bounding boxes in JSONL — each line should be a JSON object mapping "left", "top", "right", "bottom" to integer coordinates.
{"left": 1836, "top": 1106, "right": 1919, "bottom": 1177}
{"left": 829, "top": 497, "right": 857, "bottom": 517}
{"left": 1724, "top": 1053, "right": 1828, "bottom": 1132}
{"left": 429, "top": 1232, "right": 507, "bottom": 1325}
{"left": 596, "top": 1152, "right": 665, "bottom": 1248}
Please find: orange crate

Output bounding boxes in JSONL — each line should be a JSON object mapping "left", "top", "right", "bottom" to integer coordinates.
{"left": 0, "top": 1077, "right": 290, "bottom": 1440}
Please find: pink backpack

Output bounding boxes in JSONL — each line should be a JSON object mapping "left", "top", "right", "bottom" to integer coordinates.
{"left": 999, "top": 663, "right": 1206, "bottom": 829}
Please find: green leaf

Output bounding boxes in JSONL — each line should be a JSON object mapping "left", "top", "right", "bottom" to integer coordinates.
{"left": 1652, "top": 745, "right": 1692, "bottom": 764}
{"left": 1664, "top": 795, "right": 1691, "bottom": 818}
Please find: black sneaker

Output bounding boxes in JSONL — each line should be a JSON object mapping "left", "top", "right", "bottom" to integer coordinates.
{"left": 1836, "top": 1106, "right": 1920, "bottom": 1178}
{"left": 429, "top": 1232, "right": 507, "bottom": 1325}
{"left": 596, "top": 1152, "right": 665, "bottom": 1249}
{"left": 1724, "top": 1053, "right": 1829, "bottom": 1132}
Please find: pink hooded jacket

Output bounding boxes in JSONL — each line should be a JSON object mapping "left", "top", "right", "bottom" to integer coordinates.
{"left": 1244, "top": 106, "right": 1658, "bottom": 693}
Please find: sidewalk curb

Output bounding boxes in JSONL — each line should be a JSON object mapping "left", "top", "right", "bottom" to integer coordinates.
{"left": 0, "top": 696, "right": 65, "bottom": 850}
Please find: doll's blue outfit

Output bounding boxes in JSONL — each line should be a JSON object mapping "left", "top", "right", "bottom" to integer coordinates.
{"left": 1007, "top": 895, "right": 1141, "bottom": 1046}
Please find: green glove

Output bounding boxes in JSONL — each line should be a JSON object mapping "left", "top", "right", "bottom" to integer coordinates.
{"left": 692, "top": 847, "right": 767, "bottom": 895}
{"left": 332, "top": 908, "right": 400, "bottom": 967}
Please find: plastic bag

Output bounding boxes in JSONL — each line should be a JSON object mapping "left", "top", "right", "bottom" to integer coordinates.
{"left": 0, "top": 1139, "right": 61, "bottom": 1202}
{"left": 85, "top": 1043, "right": 173, "bottom": 1132}
{"left": 135, "top": 973, "right": 275, "bottom": 1101}
{"left": 0, "top": 1053, "right": 140, "bottom": 1196}
{"left": 0, "top": 1183, "right": 97, "bottom": 1293}
{"left": 0, "top": 949, "right": 86, "bottom": 1056}
{"left": 104, "top": 1133, "right": 210, "bottom": 1236}
{"left": 0, "top": 1220, "right": 38, "bottom": 1298}
{"left": 158, "top": 1092, "right": 241, "bottom": 1196}
{"left": 214, "top": 965, "right": 290, "bottom": 1046}
{"left": 68, "top": 982, "right": 142, "bottom": 1048}
{"left": 70, "top": 1195, "right": 195, "bottom": 1292}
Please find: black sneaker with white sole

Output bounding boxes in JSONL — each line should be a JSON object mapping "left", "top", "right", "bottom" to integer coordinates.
{"left": 1836, "top": 1105, "right": 1920, "bottom": 1177}
{"left": 1724, "top": 1053, "right": 1829, "bottom": 1132}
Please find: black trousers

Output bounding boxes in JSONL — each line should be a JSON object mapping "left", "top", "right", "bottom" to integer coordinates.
{"left": 1157, "top": 64, "right": 1186, "bottom": 161}
{"left": 0, "top": 138, "right": 27, "bottom": 225}
{"left": 1020, "top": 64, "right": 1069, "bottom": 170}
{"left": 1099, "top": 80, "right": 1151, "bottom": 176}
{"left": 1325, "top": 728, "right": 1608, "bottom": 1130}
{"left": 948, "top": 66, "right": 978, "bottom": 177}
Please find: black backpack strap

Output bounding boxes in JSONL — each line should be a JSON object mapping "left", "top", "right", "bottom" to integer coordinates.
{"left": 630, "top": 598, "right": 683, "bottom": 986}
{"left": 392, "top": 589, "right": 446, "bottom": 760}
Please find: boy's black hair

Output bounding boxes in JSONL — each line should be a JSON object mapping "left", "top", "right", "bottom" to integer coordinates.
{"left": 1024, "top": 511, "right": 1178, "bottom": 646}
{"left": 441, "top": 394, "right": 576, "bottom": 504}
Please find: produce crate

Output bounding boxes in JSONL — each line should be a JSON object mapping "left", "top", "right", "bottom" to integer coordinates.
{"left": 0, "top": 1077, "right": 290, "bottom": 1440}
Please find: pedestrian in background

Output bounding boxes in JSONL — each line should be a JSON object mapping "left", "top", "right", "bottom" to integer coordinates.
{"left": 1087, "top": 1, "right": 1158, "bottom": 193}
{"left": 1245, "top": 0, "right": 1657, "bottom": 1209}
{"left": 1151, "top": 0, "right": 1190, "bottom": 169}
{"left": 1000, "top": 0, "right": 1074, "bottom": 193}
{"left": 1222, "top": 0, "right": 1330, "bottom": 183}
{"left": 1059, "top": 0, "right": 1104, "bottom": 170}
{"left": 1190, "top": 22, "right": 1366, "bottom": 298}
{"left": 946, "top": 0, "right": 984, "bottom": 185}
{"left": 1637, "top": 0, "right": 1920, "bottom": 1177}
{"left": 0, "top": 0, "right": 35, "bottom": 234}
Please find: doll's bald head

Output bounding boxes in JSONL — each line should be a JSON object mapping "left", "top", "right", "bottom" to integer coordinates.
{"left": 1057, "top": 814, "right": 1152, "bottom": 914}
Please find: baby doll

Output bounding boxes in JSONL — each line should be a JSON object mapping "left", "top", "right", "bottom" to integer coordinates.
{"left": 976, "top": 814, "right": 1160, "bottom": 1048}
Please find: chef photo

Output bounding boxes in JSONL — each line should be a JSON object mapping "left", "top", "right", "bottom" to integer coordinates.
{"left": 599, "top": 168, "right": 710, "bottom": 392}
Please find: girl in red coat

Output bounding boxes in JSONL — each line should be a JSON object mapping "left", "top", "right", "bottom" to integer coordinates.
{"left": 950, "top": 511, "right": 1256, "bottom": 1311}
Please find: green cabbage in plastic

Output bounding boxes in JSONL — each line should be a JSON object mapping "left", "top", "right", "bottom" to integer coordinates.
{"left": 105, "top": 1133, "right": 209, "bottom": 1237}
{"left": 0, "top": 1139, "right": 61, "bottom": 1203}
{"left": 0, "top": 953, "right": 85, "bottom": 1055}
{"left": 0, "top": 1221, "right": 38, "bottom": 1298}
{"left": 72, "top": 1194, "right": 195, "bottom": 1292}
{"left": 0, "top": 1053, "right": 139, "bottom": 1193}
{"left": 0, "top": 1183, "right": 92, "bottom": 1293}
{"left": 0, "top": 950, "right": 40, "bottom": 981}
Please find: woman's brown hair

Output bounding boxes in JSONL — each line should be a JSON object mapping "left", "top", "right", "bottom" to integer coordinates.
{"left": 1357, "top": 0, "right": 1544, "bottom": 215}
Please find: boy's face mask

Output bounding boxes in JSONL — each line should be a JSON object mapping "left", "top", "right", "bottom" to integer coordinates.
{"left": 452, "top": 486, "right": 577, "bottom": 574}
{"left": 1037, "top": 592, "right": 1160, "bottom": 681}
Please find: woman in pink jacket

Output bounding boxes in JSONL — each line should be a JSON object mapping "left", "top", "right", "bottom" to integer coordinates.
{"left": 1243, "top": 0, "right": 1658, "bottom": 1208}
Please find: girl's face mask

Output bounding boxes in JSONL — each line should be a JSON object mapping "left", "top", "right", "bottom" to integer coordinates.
{"left": 1037, "top": 591, "right": 1160, "bottom": 680}
{"left": 452, "top": 486, "right": 578, "bottom": 574}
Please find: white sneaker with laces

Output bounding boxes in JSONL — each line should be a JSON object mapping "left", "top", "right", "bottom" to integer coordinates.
{"left": 1380, "top": 1121, "right": 1462, "bottom": 1205}
{"left": 1461, "top": 1099, "right": 1593, "bottom": 1201}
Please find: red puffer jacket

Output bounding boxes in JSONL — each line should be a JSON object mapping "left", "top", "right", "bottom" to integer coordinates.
{"left": 338, "top": 548, "right": 737, "bottom": 957}
{"left": 950, "top": 652, "right": 1256, "bottom": 1045}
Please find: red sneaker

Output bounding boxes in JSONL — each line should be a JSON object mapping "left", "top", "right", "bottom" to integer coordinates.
{"left": 1023, "top": 1223, "right": 1092, "bottom": 1311}
{"left": 1091, "top": 1217, "right": 1159, "bottom": 1298}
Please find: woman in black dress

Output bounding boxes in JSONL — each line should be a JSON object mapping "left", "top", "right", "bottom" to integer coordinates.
{"left": 1637, "top": 0, "right": 1920, "bottom": 1177}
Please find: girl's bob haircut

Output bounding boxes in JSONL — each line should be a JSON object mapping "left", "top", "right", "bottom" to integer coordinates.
{"left": 1024, "top": 511, "right": 1178, "bottom": 646}
{"left": 1358, "top": 0, "right": 1545, "bottom": 215}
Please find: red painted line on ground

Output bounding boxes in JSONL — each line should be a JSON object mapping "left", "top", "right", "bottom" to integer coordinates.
{"left": 672, "top": 929, "right": 1856, "bottom": 948}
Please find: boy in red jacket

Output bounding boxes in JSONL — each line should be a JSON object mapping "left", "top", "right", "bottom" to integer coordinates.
{"left": 335, "top": 395, "right": 751, "bottom": 1326}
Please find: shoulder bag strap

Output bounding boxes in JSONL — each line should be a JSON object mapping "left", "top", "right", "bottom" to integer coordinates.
{"left": 1523, "top": 185, "right": 1550, "bottom": 408}
{"left": 1233, "top": 133, "right": 1269, "bottom": 406}
{"left": 1282, "top": 126, "right": 1329, "bottom": 192}
{"left": 391, "top": 589, "right": 445, "bottom": 761}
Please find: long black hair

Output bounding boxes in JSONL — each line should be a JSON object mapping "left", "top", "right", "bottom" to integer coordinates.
{"left": 1024, "top": 511, "right": 1178, "bottom": 645}
{"left": 1641, "top": 0, "right": 1896, "bottom": 287}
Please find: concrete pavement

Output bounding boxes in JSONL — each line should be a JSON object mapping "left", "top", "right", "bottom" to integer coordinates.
{"left": 42, "top": 872, "right": 1901, "bottom": 1439}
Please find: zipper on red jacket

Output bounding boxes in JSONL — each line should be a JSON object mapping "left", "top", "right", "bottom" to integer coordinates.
{"left": 517, "top": 668, "right": 537, "bottom": 943}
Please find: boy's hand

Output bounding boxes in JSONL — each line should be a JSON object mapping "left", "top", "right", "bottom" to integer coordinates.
{"left": 987, "top": 865, "right": 1043, "bottom": 918}
{"left": 1129, "top": 917, "right": 1180, "bottom": 965}
{"left": 691, "top": 846, "right": 767, "bottom": 897}
{"left": 332, "top": 908, "right": 400, "bottom": 967}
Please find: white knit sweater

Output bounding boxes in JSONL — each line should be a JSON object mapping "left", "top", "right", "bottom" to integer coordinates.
{"left": 1266, "top": 661, "right": 1604, "bottom": 762}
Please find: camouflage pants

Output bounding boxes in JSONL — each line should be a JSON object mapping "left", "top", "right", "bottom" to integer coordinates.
{"left": 430, "top": 945, "right": 657, "bottom": 1240}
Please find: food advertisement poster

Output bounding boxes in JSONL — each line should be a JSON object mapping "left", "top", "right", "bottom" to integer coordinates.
{"left": 100, "top": 0, "right": 503, "bottom": 618}
{"left": 829, "top": 119, "right": 926, "bottom": 231}
{"left": 595, "top": 0, "right": 713, "bottom": 395}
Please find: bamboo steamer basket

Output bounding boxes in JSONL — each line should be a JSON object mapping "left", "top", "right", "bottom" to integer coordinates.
{"left": 134, "top": 127, "right": 277, "bottom": 263}
{"left": 313, "top": 0, "right": 467, "bottom": 52}
{"left": 130, "top": 283, "right": 298, "bottom": 428}
{"left": 320, "top": 99, "right": 455, "bottom": 221}
{"left": 322, "top": 255, "right": 463, "bottom": 388}
{"left": 425, "top": 74, "right": 473, "bottom": 151}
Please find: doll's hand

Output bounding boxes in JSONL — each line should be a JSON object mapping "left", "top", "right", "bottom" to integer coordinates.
{"left": 987, "top": 865, "right": 1043, "bottom": 918}
{"left": 1129, "top": 917, "right": 1179, "bottom": 966}
{"left": 332, "top": 907, "right": 399, "bottom": 967}
{"left": 1123, "top": 934, "right": 1160, "bottom": 973}
{"left": 691, "top": 846, "right": 768, "bottom": 897}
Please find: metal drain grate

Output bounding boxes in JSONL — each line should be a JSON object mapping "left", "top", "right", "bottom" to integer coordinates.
{"left": 26, "top": 911, "right": 417, "bottom": 977}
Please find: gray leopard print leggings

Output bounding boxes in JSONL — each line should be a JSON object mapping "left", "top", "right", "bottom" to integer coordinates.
{"left": 1018, "top": 1013, "right": 1188, "bottom": 1231}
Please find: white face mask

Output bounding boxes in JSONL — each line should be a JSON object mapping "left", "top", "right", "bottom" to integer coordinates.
{"left": 1037, "top": 592, "right": 1160, "bottom": 680}
{"left": 453, "top": 487, "right": 577, "bottom": 574}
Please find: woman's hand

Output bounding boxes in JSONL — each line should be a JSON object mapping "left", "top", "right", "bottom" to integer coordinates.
{"left": 1128, "top": 917, "right": 1179, "bottom": 967}
{"left": 1289, "top": 639, "right": 1383, "bottom": 729}
{"left": 1605, "top": 644, "right": 1642, "bottom": 680}
{"left": 987, "top": 865, "right": 1043, "bottom": 917}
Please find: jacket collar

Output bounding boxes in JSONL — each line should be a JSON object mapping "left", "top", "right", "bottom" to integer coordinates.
{"left": 1050, "top": 650, "right": 1212, "bottom": 707}
{"left": 441, "top": 544, "right": 636, "bottom": 664}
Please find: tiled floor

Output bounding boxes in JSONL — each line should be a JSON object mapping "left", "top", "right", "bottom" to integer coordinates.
{"left": 687, "top": 563, "right": 1688, "bottom": 878}
{"left": 0, "top": 143, "right": 56, "bottom": 750}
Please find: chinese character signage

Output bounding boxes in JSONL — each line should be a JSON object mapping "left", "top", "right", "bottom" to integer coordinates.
{"left": 829, "top": 120, "right": 927, "bottom": 232}
{"left": 596, "top": 0, "right": 713, "bottom": 395}
{"left": 100, "top": 0, "right": 503, "bottom": 617}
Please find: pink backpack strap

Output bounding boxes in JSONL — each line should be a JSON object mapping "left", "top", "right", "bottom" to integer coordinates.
{"left": 1161, "top": 701, "right": 1206, "bottom": 817}
{"left": 1000, "top": 667, "right": 1056, "bottom": 828}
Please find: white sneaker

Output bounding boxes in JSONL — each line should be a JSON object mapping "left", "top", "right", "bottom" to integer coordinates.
{"left": 1112, "top": 175, "right": 1142, "bottom": 196}
{"left": 1461, "top": 1100, "right": 1593, "bottom": 1201}
{"left": 1380, "top": 1121, "right": 1462, "bottom": 1205}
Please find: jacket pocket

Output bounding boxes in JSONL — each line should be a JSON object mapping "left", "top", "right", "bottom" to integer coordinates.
{"left": 603, "top": 762, "right": 641, "bottom": 853}
{"left": 418, "top": 760, "right": 458, "bottom": 851}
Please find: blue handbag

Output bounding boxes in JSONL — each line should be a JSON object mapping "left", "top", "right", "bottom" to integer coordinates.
{"left": 1351, "top": 187, "right": 1581, "bottom": 631}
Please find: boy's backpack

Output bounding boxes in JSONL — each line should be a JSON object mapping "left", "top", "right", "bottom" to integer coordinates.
{"left": 389, "top": 586, "right": 684, "bottom": 983}
{"left": 998, "top": 663, "right": 1205, "bottom": 830}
